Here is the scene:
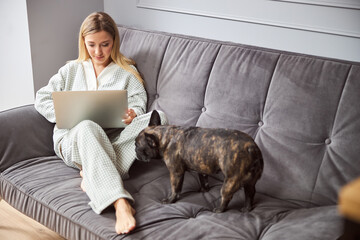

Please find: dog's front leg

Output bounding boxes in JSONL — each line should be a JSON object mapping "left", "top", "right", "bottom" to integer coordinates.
{"left": 162, "top": 171, "right": 184, "bottom": 204}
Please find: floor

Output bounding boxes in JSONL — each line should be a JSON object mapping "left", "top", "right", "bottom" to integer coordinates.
{"left": 0, "top": 199, "right": 65, "bottom": 240}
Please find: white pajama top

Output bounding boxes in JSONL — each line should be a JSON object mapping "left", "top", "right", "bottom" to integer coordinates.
{"left": 35, "top": 59, "right": 147, "bottom": 156}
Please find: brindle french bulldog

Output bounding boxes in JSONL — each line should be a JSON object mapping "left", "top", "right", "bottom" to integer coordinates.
{"left": 135, "top": 110, "right": 264, "bottom": 213}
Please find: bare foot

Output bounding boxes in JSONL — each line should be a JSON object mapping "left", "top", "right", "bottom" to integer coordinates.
{"left": 79, "top": 170, "right": 86, "bottom": 192}
{"left": 114, "top": 198, "right": 136, "bottom": 234}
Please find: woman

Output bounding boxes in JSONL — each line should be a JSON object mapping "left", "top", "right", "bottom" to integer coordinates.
{"left": 35, "top": 12, "right": 167, "bottom": 234}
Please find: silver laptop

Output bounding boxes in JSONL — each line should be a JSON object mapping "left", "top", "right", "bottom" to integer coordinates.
{"left": 52, "top": 90, "right": 128, "bottom": 129}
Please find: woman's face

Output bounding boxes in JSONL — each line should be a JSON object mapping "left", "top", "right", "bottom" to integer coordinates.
{"left": 84, "top": 30, "right": 114, "bottom": 67}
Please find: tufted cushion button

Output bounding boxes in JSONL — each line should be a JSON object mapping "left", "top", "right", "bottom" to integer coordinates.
{"left": 201, "top": 107, "right": 206, "bottom": 112}
{"left": 258, "top": 121, "right": 263, "bottom": 127}
{"left": 155, "top": 94, "right": 159, "bottom": 99}
{"left": 325, "top": 138, "right": 331, "bottom": 145}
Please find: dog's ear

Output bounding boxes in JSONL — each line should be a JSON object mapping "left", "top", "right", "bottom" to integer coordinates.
{"left": 149, "top": 110, "right": 161, "bottom": 127}
{"left": 145, "top": 132, "right": 159, "bottom": 148}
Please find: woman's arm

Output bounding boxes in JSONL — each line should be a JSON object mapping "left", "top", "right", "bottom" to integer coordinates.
{"left": 34, "top": 64, "right": 68, "bottom": 123}
{"left": 126, "top": 69, "right": 147, "bottom": 119}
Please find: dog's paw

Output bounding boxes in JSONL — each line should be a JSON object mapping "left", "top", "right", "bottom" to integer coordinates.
{"left": 199, "top": 185, "right": 211, "bottom": 192}
{"left": 162, "top": 194, "right": 179, "bottom": 204}
{"left": 162, "top": 198, "right": 171, "bottom": 204}
{"left": 212, "top": 207, "right": 225, "bottom": 213}
{"left": 240, "top": 206, "right": 253, "bottom": 213}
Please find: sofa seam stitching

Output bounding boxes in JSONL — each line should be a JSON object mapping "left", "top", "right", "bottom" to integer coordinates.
{"left": 309, "top": 64, "right": 353, "bottom": 204}
{"left": 195, "top": 43, "right": 222, "bottom": 126}
{"left": 254, "top": 54, "right": 281, "bottom": 140}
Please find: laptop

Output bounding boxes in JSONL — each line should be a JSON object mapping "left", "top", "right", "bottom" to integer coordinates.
{"left": 52, "top": 90, "right": 128, "bottom": 129}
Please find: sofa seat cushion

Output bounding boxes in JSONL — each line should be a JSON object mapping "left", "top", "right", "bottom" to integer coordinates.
{"left": 0, "top": 157, "right": 343, "bottom": 239}
{"left": 261, "top": 206, "right": 342, "bottom": 240}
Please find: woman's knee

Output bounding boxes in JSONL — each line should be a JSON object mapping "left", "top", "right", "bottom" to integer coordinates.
{"left": 74, "top": 120, "right": 102, "bottom": 133}
{"left": 76, "top": 119, "right": 101, "bottom": 128}
{"left": 72, "top": 120, "right": 105, "bottom": 141}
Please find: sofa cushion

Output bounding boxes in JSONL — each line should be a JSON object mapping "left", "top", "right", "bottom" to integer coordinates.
{"left": 312, "top": 65, "right": 360, "bottom": 204}
{"left": 119, "top": 28, "right": 171, "bottom": 111}
{"left": 1, "top": 25, "right": 359, "bottom": 240}
{"left": 196, "top": 44, "right": 279, "bottom": 138}
{"left": 0, "top": 105, "right": 55, "bottom": 172}
{"left": 151, "top": 37, "right": 221, "bottom": 126}
{"left": 118, "top": 26, "right": 360, "bottom": 207}
{"left": 257, "top": 56, "right": 354, "bottom": 205}
{"left": 0, "top": 156, "right": 343, "bottom": 240}
{"left": 261, "top": 205, "right": 342, "bottom": 240}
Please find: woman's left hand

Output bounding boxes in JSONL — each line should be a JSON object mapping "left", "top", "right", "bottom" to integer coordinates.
{"left": 123, "top": 108, "right": 137, "bottom": 125}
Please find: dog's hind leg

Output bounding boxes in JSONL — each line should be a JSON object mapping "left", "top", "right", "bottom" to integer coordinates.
{"left": 213, "top": 176, "right": 241, "bottom": 213}
{"left": 198, "top": 173, "right": 210, "bottom": 192}
{"left": 162, "top": 171, "right": 184, "bottom": 204}
{"left": 242, "top": 180, "right": 256, "bottom": 212}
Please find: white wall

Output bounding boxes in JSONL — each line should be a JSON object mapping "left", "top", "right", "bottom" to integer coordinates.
{"left": 27, "top": 0, "right": 104, "bottom": 92}
{"left": 0, "top": 0, "right": 34, "bottom": 111}
{"left": 104, "top": 0, "right": 360, "bottom": 62}
{"left": 0, "top": 0, "right": 103, "bottom": 112}
{"left": 1, "top": 1, "right": 358, "bottom": 112}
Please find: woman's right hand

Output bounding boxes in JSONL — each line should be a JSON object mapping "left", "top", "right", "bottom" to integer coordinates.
{"left": 122, "top": 108, "right": 137, "bottom": 125}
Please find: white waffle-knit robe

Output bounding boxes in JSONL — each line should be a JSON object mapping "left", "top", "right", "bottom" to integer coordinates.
{"left": 35, "top": 59, "right": 167, "bottom": 214}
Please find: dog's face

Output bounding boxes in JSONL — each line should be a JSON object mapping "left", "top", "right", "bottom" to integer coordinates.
{"left": 135, "top": 110, "right": 162, "bottom": 162}
{"left": 135, "top": 130, "right": 160, "bottom": 162}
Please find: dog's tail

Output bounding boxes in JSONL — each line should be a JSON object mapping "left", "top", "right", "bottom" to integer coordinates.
{"left": 246, "top": 143, "right": 264, "bottom": 180}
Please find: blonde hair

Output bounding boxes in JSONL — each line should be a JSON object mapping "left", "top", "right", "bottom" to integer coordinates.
{"left": 77, "top": 12, "right": 143, "bottom": 84}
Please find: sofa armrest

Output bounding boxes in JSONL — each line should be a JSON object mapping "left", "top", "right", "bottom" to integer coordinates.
{"left": 0, "top": 105, "right": 55, "bottom": 172}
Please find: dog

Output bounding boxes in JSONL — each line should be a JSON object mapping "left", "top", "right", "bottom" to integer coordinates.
{"left": 135, "top": 110, "right": 264, "bottom": 213}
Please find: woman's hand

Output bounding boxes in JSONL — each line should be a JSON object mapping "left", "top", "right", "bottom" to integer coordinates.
{"left": 122, "top": 108, "right": 137, "bottom": 125}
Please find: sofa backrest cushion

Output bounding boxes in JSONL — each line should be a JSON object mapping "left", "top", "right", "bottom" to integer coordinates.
{"left": 118, "top": 26, "right": 360, "bottom": 206}
{"left": 0, "top": 105, "right": 55, "bottom": 172}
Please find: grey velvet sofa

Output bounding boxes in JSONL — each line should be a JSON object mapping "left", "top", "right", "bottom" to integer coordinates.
{"left": 1, "top": 25, "right": 360, "bottom": 240}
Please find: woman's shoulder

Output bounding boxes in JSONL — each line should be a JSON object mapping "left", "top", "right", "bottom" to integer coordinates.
{"left": 56, "top": 60, "right": 79, "bottom": 70}
{"left": 57, "top": 60, "right": 84, "bottom": 75}
{"left": 64, "top": 60, "right": 83, "bottom": 69}
{"left": 112, "top": 62, "right": 136, "bottom": 76}
{"left": 129, "top": 64, "right": 138, "bottom": 72}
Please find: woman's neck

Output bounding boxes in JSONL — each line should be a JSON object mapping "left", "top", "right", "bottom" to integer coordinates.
{"left": 91, "top": 59, "right": 111, "bottom": 78}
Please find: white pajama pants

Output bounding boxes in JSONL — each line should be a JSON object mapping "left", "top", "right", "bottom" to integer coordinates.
{"left": 57, "top": 111, "right": 167, "bottom": 214}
